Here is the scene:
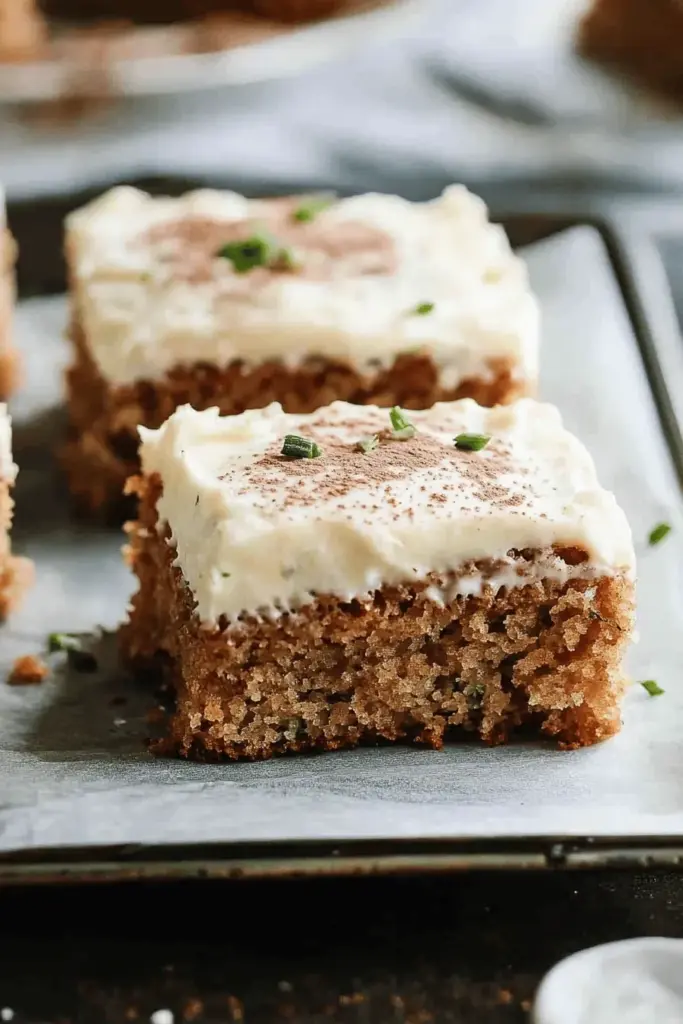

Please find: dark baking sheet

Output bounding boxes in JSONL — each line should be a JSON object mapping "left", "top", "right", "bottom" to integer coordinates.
{"left": 2, "top": 188, "right": 683, "bottom": 882}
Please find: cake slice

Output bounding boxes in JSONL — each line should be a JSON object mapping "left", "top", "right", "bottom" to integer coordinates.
{"left": 63, "top": 184, "right": 539, "bottom": 518}
{"left": 0, "top": 189, "right": 20, "bottom": 398}
{"left": 122, "top": 398, "right": 635, "bottom": 761}
{"left": 0, "top": 403, "right": 32, "bottom": 616}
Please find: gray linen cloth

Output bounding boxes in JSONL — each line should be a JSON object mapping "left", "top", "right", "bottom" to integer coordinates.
{"left": 2, "top": 0, "right": 683, "bottom": 200}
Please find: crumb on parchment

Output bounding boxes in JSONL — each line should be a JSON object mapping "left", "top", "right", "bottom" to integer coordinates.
{"left": 7, "top": 654, "right": 49, "bottom": 685}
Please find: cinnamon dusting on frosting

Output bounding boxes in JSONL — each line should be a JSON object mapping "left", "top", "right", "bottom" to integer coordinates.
{"left": 142, "top": 197, "right": 398, "bottom": 287}
{"left": 250, "top": 431, "right": 520, "bottom": 514}
{"left": 137, "top": 398, "right": 635, "bottom": 624}
{"left": 66, "top": 184, "right": 540, "bottom": 390}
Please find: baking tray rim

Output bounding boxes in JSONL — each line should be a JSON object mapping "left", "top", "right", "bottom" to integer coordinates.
{"left": 4, "top": 834, "right": 683, "bottom": 883}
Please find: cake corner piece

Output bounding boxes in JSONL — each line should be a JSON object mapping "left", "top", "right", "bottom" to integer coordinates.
{"left": 63, "top": 183, "right": 539, "bottom": 519}
{"left": 121, "top": 398, "right": 635, "bottom": 761}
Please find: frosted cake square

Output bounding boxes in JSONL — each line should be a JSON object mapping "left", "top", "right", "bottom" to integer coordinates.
{"left": 122, "top": 398, "right": 635, "bottom": 761}
{"left": 63, "top": 184, "right": 539, "bottom": 517}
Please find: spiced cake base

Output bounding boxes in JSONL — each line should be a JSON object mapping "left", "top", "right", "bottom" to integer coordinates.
{"left": 122, "top": 474, "right": 635, "bottom": 761}
{"left": 63, "top": 324, "right": 525, "bottom": 521}
{"left": 578, "top": 0, "right": 683, "bottom": 103}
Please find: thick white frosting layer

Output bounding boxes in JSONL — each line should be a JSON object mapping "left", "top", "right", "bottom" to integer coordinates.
{"left": 0, "top": 403, "right": 16, "bottom": 483}
{"left": 67, "top": 184, "right": 539, "bottom": 388}
{"left": 138, "top": 398, "right": 635, "bottom": 626}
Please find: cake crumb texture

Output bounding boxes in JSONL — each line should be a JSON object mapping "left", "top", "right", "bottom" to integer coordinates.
{"left": 7, "top": 654, "right": 49, "bottom": 685}
{"left": 122, "top": 475, "right": 635, "bottom": 760}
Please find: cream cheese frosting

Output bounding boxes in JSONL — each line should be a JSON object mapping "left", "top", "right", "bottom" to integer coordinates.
{"left": 138, "top": 399, "right": 635, "bottom": 626}
{"left": 66, "top": 184, "right": 539, "bottom": 389}
{"left": 0, "top": 404, "right": 17, "bottom": 483}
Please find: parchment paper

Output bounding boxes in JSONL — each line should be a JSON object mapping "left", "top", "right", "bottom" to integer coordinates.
{"left": 1, "top": 226, "right": 682, "bottom": 855}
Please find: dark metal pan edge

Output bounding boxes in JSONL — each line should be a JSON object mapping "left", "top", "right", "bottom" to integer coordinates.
{"left": 3, "top": 835, "right": 683, "bottom": 885}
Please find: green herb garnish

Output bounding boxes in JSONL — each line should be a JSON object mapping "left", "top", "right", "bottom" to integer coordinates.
{"left": 293, "top": 194, "right": 335, "bottom": 223}
{"left": 216, "top": 231, "right": 295, "bottom": 275}
{"left": 216, "top": 232, "right": 275, "bottom": 273}
{"left": 49, "top": 633, "right": 85, "bottom": 654}
{"left": 389, "top": 406, "right": 416, "bottom": 440}
{"left": 413, "top": 302, "right": 434, "bottom": 316}
{"left": 648, "top": 522, "right": 671, "bottom": 546}
{"left": 281, "top": 434, "right": 322, "bottom": 459}
{"left": 464, "top": 682, "right": 485, "bottom": 707}
{"left": 640, "top": 680, "right": 664, "bottom": 697}
{"left": 454, "top": 433, "right": 491, "bottom": 452}
{"left": 48, "top": 633, "right": 98, "bottom": 673}
{"left": 357, "top": 435, "right": 379, "bottom": 455}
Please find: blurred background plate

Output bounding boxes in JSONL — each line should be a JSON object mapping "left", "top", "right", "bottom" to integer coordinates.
{"left": 0, "top": 0, "right": 423, "bottom": 104}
